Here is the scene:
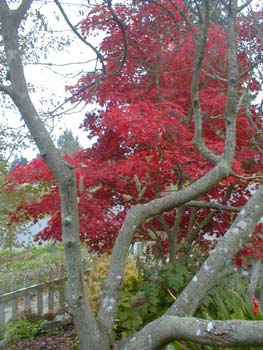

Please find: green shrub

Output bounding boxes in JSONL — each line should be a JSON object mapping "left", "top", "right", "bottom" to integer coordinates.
{"left": 198, "top": 273, "right": 263, "bottom": 321}
{"left": 114, "top": 259, "right": 262, "bottom": 350}
{"left": 172, "top": 274, "right": 263, "bottom": 350}
{"left": 3, "top": 317, "right": 46, "bottom": 344}
{"left": 115, "top": 258, "right": 191, "bottom": 338}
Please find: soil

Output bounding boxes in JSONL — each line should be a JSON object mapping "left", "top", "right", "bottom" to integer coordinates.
{"left": 1, "top": 325, "right": 79, "bottom": 350}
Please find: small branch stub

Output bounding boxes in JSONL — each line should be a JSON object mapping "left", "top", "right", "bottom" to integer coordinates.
{"left": 65, "top": 240, "right": 74, "bottom": 248}
{"left": 64, "top": 216, "right": 72, "bottom": 226}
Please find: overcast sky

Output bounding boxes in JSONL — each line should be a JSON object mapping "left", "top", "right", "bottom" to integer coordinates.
{"left": 6, "top": 1, "right": 98, "bottom": 160}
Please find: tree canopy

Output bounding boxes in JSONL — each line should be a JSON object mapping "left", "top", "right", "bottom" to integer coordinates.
{"left": 8, "top": 0, "right": 263, "bottom": 263}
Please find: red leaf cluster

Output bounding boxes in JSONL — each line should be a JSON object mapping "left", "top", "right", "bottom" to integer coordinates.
{"left": 8, "top": 1, "right": 263, "bottom": 259}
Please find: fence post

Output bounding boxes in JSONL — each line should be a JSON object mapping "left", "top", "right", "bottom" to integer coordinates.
{"left": 36, "top": 275, "right": 43, "bottom": 316}
{"left": 47, "top": 268, "right": 54, "bottom": 313}
{"left": 0, "top": 282, "right": 5, "bottom": 328}
{"left": 23, "top": 275, "right": 31, "bottom": 315}
{"left": 11, "top": 276, "right": 18, "bottom": 320}
{"left": 57, "top": 266, "right": 66, "bottom": 315}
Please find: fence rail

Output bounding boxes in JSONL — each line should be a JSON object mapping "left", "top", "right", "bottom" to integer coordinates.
{"left": 0, "top": 244, "right": 143, "bottom": 328}
{"left": 0, "top": 267, "right": 90, "bottom": 327}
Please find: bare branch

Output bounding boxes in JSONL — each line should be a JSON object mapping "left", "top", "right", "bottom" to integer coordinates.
{"left": 166, "top": 180, "right": 263, "bottom": 317}
{"left": 27, "top": 59, "right": 98, "bottom": 67}
{"left": 105, "top": 0, "right": 128, "bottom": 74}
{"left": 239, "top": 58, "right": 263, "bottom": 80}
{"left": 191, "top": 1, "right": 220, "bottom": 163}
{"left": 187, "top": 200, "right": 240, "bottom": 212}
{"left": 237, "top": 0, "right": 254, "bottom": 13}
{"left": 54, "top": 0, "right": 106, "bottom": 73}
{"left": 123, "top": 316, "right": 263, "bottom": 350}
{"left": 230, "top": 169, "right": 263, "bottom": 180}
{"left": 222, "top": 0, "right": 239, "bottom": 162}
{"left": 201, "top": 68, "right": 228, "bottom": 83}
{"left": 244, "top": 107, "right": 263, "bottom": 141}
{"left": 15, "top": 0, "right": 34, "bottom": 23}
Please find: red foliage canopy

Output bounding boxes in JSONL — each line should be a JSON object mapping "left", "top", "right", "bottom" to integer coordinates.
{"left": 8, "top": 1, "right": 263, "bottom": 262}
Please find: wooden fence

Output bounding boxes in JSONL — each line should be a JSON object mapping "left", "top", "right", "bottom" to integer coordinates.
{"left": 0, "top": 267, "right": 90, "bottom": 327}
{"left": 0, "top": 245, "right": 145, "bottom": 328}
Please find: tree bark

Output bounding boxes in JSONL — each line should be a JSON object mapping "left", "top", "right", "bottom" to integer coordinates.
{"left": 0, "top": 2, "right": 109, "bottom": 349}
{"left": 247, "top": 260, "right": 262, "bottom": 302}
{"left": 121, "top": 316, "right": 263, "bottom": 350}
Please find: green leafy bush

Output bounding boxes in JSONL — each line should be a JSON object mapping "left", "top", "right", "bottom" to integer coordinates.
{"left": 115, "top": 259, "right": 262, "bottom": 350}
{"left": 115, "top": 258, "right": 191, "bottom": 338}
{"left": 3, "top": 317, "right": 46, "bottom": 344}
{"left": 173, "top": 274, "right": 263, "bottom": 350}
{"left": 198, "top": 273, "right": 262, "bottom": 321}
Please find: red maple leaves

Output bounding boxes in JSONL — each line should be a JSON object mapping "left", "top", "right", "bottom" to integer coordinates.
{"left": 7, "top": 1, "right": 263, "bottom": 259}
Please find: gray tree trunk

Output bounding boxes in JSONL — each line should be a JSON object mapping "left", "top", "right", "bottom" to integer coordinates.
{"left": 247, "top": 260, "right": 262, "bottom": 302}
{"left": 0, "top": 2, "right": 109, "bottom": 349}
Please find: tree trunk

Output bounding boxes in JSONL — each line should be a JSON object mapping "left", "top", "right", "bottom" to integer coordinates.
{"left": 0, "top": 3, "right": 109, "bottom": 349}
{"left": 247, "top": 260, "right": 262, "bottom": 302}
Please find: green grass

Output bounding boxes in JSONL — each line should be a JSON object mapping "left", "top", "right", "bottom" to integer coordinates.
{"left": 0, "top": 243, "right": 66, "bottom": 293}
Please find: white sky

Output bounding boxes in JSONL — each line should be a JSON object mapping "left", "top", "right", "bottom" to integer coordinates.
{"left": 5, "top": 0, "right": 98, "bottom": 160}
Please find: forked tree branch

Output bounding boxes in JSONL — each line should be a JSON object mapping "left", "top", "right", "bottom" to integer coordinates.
{"left": 15, "top": 0, "right": 34, "bottom": 23}
{"left": 98, "top": 0, "right": 240, "bottom": 335}
{"left": 54, "top": 0, "right": 106, "bottom": 73}
{"left": 98, "top": 159, "right": 232, "bottom": 331}
{"left": 191, "top": 1, "right": 221, "bottom": 164}
{"left": 188, "top": 200, "right": 240, "bottom": 212}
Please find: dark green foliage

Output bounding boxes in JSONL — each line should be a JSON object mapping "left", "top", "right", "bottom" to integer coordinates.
{"left": 199, "top": 273, "right": 263, "bottom": 322}
{"left": 3, "top": 317, "right": 47, "bottom": 344}
{"left": 115, "top": 258, "right": 191, "bottom": 338}
{"left": 115, "top": 260, "right": 262, "bottom": 349}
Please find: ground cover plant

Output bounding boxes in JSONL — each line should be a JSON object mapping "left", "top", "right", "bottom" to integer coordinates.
{"left": 1, "top": 316, "right": 79, "bottom": 350}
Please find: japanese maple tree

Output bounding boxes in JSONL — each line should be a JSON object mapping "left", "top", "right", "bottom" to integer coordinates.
{"left": 9, "top": 0, "right": 263, "bottom": 265}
